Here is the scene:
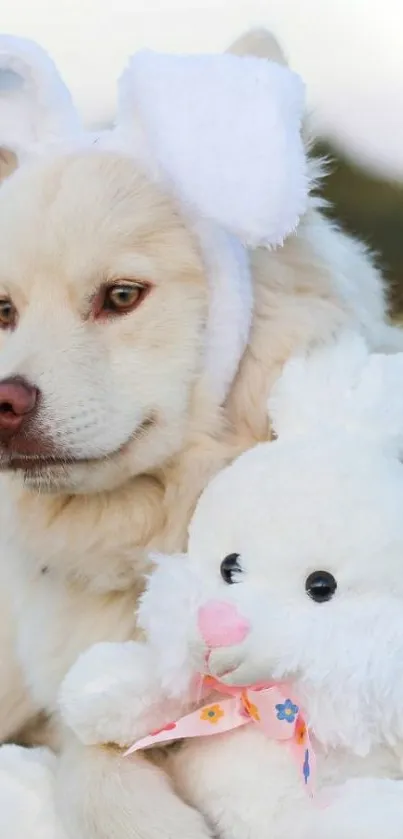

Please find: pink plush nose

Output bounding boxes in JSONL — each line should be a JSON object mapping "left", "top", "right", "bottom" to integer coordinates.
{"left": 198, "top": 600, "right": 250, "bottom": 648}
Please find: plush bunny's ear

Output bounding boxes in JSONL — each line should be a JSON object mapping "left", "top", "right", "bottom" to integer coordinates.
{"left": 114, "top": 49, "right": 307, "bottom": 249}
{"left": 269, "top": 332, "right": 403, "bottom": 447}
{"left": 0, "top": 35, "right": 82, "bottom": 178}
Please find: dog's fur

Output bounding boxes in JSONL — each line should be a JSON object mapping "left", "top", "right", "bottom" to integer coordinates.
{"left": 0, "top": 29, "right": 401, "bottom": 839}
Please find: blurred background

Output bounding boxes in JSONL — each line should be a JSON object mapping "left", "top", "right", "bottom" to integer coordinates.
{"left": 1, "top": 0, "right": 403, "bottom": 314}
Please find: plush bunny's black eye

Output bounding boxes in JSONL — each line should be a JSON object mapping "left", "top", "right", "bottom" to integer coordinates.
{"left": 220, "top": 553, "right": 242, "bottom": 584}
{"left": 305, "top": 571, "right": 337, "bottom": 603}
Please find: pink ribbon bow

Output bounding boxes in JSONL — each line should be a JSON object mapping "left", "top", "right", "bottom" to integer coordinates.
{"left": 125, "top": 677, "right": 315, "bottom": 796}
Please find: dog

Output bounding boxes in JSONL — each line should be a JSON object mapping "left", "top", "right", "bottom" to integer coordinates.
{"left": 0, "top": 28, "right": 401, "bottom": 839}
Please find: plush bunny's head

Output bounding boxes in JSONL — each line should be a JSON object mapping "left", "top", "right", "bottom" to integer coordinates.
{"left": 138, "top": 333, "right": 403, "bottom": 757}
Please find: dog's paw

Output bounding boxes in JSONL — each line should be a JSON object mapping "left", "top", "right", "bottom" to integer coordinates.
{"left": 59, "top": 640, "right": 167, "bottom": 747}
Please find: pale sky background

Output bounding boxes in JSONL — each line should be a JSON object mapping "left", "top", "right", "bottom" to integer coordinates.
{"left": 1, "top": 0, "right": 403, "bottom": 181}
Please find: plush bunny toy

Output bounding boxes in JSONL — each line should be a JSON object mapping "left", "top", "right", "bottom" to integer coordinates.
{"left": 61, "top": 332, "right": 403, "bottom": 839}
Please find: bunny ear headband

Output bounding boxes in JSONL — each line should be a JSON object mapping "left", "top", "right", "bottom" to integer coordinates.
{"left": 0, "top": 36, "right": 308, "bottom": 405}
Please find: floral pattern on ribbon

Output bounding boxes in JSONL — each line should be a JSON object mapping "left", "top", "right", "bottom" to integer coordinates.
{"left": 200, "top": 704, "right": 225, "bottom": 724}
{"left": 275, "top": 698, "right": 299, "bottom": 724}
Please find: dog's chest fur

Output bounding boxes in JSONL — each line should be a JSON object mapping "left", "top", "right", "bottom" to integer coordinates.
{"left": 14, "top": 571, "right": 140, "bottom": 713}
{"left": 0, "top": 476, "right": 166, "bottom": 718}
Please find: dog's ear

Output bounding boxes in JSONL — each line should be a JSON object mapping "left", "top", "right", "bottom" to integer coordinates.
{"left": 0, "top": 148, "right": 18, "bottom": 183}
{"left": 226, "top": 28, "right": 288, "bottom": 66}
{"left": 227, "top": 29, "right": 317, "bottom": 150}
{"left": 0, "top": 34, "right": 82, "bottom": 184}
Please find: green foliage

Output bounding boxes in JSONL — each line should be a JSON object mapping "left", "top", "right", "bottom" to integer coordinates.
{"left": 314, "top": 141, "right": 403, "bottom": 315}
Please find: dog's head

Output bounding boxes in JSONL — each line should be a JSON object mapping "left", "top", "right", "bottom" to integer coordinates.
{"left": 0, "top": 151, "right": 209, "bottom": 492}
{"left": 0, "top": 36, "right": 307, "bottom": 493}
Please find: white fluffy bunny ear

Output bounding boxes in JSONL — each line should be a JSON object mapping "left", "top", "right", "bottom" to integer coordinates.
{"left": 0, "top": 35, "right": 82, "bottom": 168}
{"left": 108, "top": 48, "right": 308, "bottom": 407}
{"left": 269, "top": 332, "right": 403, "bottom": 446}
{"left": 115, "top": 49, "right": 308, "bottom": 248}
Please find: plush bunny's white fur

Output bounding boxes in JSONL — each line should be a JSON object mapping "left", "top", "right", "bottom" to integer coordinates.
{"left": 0, "top": 746, "right": 67, "bottom": 839}
{"left": 61, "top": 332, "right": 403, "bottom": 839}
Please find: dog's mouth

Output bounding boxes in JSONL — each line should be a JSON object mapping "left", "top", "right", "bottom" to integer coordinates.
{"left": 0, "top": 417, "right": 155, "bottom": 474}
{"left": 5, "top": 454, "right": 92, "bottom": 472}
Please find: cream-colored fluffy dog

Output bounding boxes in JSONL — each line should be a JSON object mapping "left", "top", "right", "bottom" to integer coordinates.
{"left": 0, "top": 29, "right": 401, "bottom": 839}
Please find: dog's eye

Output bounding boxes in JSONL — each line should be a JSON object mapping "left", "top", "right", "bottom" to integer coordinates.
{"left": 93, "top": 281, "right": 150, "bottom": 319}
{"left": 0, "top": 298, "right": 17, "bottom": 330}
{"left": 305, "top": 570, "right": 337, "bottom": 603}
{"left": 220, "top": 553, "right": 242, "bottom": 585}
